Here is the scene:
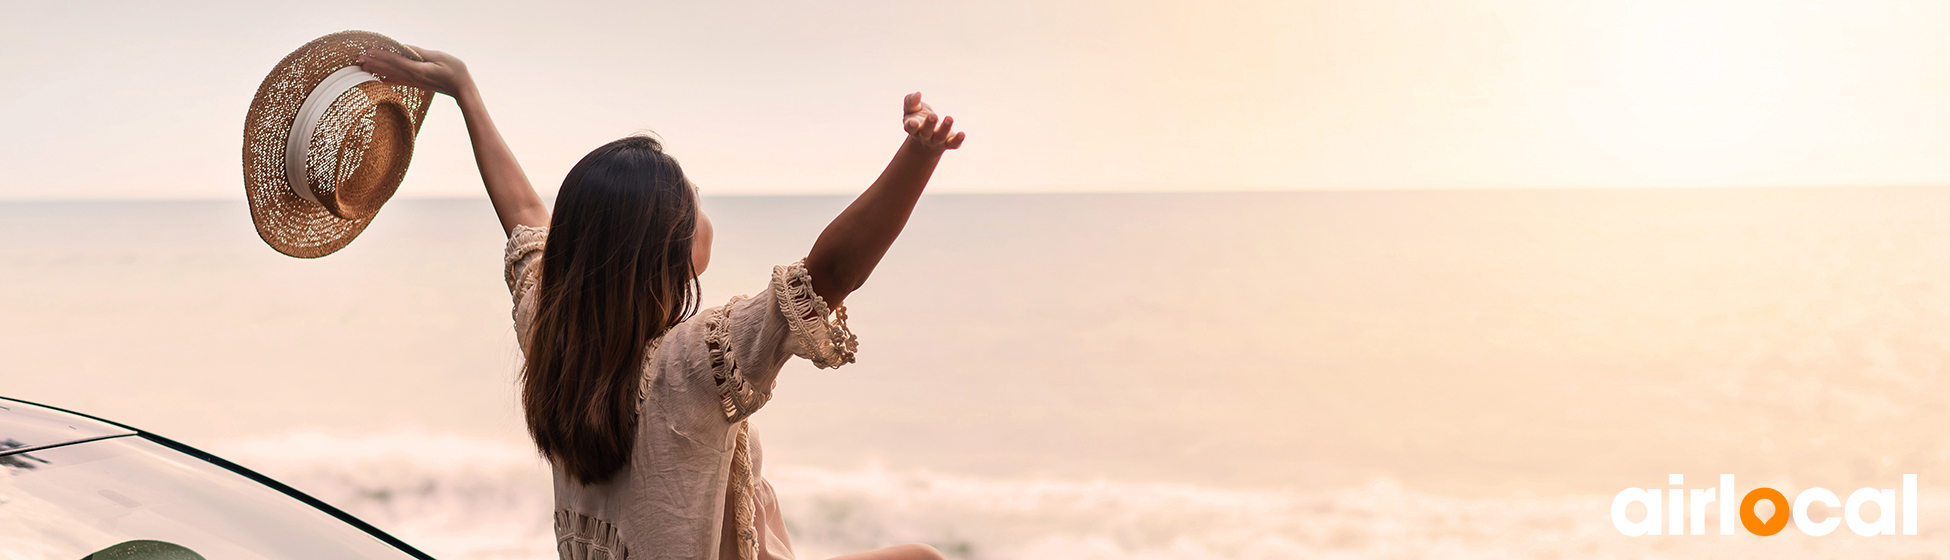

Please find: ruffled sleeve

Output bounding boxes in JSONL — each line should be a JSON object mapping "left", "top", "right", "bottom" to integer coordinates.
{"left": 505, "top": 225, "right": 549, "bottom": 347}
{"left": 686, "top": 259, "right": 858, "bottom": 425}
{"left": 769, "top": 261, "right": 858, "bottom": 368}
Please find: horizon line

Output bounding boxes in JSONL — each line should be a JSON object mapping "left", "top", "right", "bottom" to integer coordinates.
{"left": 5, "top": 183, "right": 1949, "bottom": 204}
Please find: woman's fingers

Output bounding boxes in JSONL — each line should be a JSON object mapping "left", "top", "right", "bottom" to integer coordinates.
{"left": 932, "top": 116, "right": 954, "bottom": 143}
{"left": 916, "top": 113, "right": 939, "bottom": 141}
{"left": 359, "top": 47, "right": 402, "bottom": 67}
{"left": 357, "top": 49, "right": 399, "bottom": 80}
{"left": 901, "top": 92, "right": 964, "bottom": 150}
{"left": 359, "top": 47, "right": 443, "bottom": 90}
{"left": 907, "top": 114, "right": 960, "bottom": 148}
{"left": 902, "top": 92, "right": 936, "bottom": 133}
{"left": 906, "top": 109, "right": 935, "bottom": 134}
{"left": 408, "top": 45, "right": 464, "bottom": 72}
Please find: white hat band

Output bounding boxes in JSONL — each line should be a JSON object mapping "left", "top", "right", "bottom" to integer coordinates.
{"left": 285, "top": 66, "right": 380, "bottom": 205}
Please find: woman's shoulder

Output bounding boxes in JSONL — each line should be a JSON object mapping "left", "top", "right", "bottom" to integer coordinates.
{"left": 508, "top": 224, "right": 548, "bottom": 250}
{"left": 505, "top": 225, "right": 549, "bottom": 287}
{"left": 505, "top": 225, "right": 552, "bottom": 344}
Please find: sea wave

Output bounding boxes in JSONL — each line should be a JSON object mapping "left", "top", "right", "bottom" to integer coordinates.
{"left": 210, "top": 429, "right": 1950, "bottom": 560}
{"left": 211, "top": 428, "right": 555, "bottom": 560}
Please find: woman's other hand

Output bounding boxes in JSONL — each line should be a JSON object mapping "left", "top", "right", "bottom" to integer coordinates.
{"left": 901, "top": 93, "right": 966, "bottom": 150}
{"left": 357, "top": 45, "right": 473, "bottom": 98}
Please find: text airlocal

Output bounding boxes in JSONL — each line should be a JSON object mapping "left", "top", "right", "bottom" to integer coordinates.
{"left": 1612, "top": 474, "right": 1917, "bottom": 536}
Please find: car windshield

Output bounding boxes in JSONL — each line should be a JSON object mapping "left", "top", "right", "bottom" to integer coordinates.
{"left": 0, "top": 436, "right": 422, "bottom": 559}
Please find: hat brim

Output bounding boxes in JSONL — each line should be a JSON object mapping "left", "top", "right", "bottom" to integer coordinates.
{"left": 243, "top": 31, "right": 434, "bottom": 258}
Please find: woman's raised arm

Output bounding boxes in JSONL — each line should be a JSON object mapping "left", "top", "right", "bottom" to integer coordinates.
{"left": 358, "top": 46, "right": 549, "bottom": 236}
{"left": 804, "top": 93, "right": 967, "bottom": 307}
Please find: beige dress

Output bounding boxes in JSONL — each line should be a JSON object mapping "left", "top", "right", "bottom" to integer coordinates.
{"left": 505, "top": 225, "right": 857, "bottom": 560}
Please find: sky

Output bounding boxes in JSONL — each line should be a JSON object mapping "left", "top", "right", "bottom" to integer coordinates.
{"left": 6, "top": 0, "right": 1950, "bottom": 200}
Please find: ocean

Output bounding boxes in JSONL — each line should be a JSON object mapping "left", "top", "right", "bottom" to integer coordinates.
{"left": 8, "top": 189, "right": 1950, "bottom": 558}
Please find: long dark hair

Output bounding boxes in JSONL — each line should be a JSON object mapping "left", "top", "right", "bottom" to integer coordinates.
{"left": 521, "top": 135, "right": 701, "bottom": 484}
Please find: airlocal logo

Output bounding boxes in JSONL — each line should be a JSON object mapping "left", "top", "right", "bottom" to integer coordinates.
{"left": 1612, "top": 474, "right": 1917, "bottom": 536}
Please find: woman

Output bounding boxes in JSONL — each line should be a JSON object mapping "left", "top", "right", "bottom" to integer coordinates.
{"left": 358, "top": 46, "right": 964, "bottom": 560}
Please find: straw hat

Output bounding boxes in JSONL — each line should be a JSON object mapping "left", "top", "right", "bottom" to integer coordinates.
{"left": 243, "top": 31, "right": 434, "bottom": 258}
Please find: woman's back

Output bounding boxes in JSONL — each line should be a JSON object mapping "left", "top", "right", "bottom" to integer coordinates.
{"left": 510, "top": 225, "right": 854, "bottom": 560}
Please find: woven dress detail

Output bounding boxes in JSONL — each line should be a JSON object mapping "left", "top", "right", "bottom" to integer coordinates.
{"left": 705, "top": 297, "right": 765, "bottom": 423}
{"left": 556, "top": 510, "right": 627, "bottom": 560}
{"left": 726, "top": 422, "right": 758, "bottom": 560}
{"left": 702, "top": 300, "right": 763, "bottom": 560}
{"left": 771, "top": 262, "right": 857, "bottom": 369}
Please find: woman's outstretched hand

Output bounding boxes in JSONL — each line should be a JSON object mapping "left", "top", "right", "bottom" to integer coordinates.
{"left": 356, "top": 45, "right": 475, "bottom": 99}
{"left": 902, "top": 93, "right": 966, "bottom": 150}
{"left": 358, "top": 44, "right": 545, "bottom": 235}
